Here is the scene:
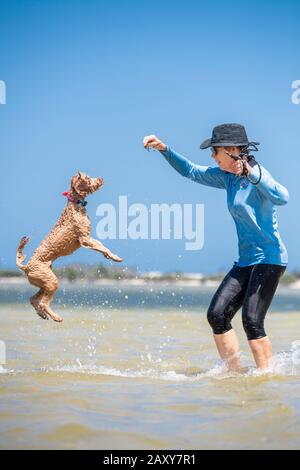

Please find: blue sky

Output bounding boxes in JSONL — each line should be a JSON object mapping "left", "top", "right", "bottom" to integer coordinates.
{"left": 0, "top": 0, "right": 299, "bottom": 274}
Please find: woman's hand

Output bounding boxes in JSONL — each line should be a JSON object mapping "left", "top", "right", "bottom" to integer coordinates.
{"left": 143, "top": 134, "right": 167, "bottom": 152}
{"left": 230, "top": 159, "right": 252, "bottom": 176}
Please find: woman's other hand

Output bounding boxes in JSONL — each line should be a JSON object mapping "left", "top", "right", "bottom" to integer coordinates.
{"left": 143, "top": 134, "right": 167, "bottom": 152}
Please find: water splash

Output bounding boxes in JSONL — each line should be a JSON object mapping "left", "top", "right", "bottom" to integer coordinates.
{"left": 51, "top": 363, "right": 197, "bottom": 381}
{"left": 236, "top": 341, "right": 300, "bottom": 377}
{"left": 265, "top": 341, "right": 300, "bottom": 376}
{"left": 0, "top": 365, "right": 10, "bottom": 374}
{"left": 3, "top": 343, "right": 300, "bottom": 381}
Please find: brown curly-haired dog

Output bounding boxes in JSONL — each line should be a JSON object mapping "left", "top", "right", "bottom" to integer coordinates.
{"left": 16, "top": 172, "right": 123, "bottom": 322}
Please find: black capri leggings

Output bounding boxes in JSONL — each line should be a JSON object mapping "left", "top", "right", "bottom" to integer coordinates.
{"left": 207, "top": 262, "right": 286, "bottom": 340}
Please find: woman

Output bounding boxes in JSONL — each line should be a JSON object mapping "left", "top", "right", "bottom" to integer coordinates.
{"left": 143, "top": 123, "right": 289, "bottom": 372}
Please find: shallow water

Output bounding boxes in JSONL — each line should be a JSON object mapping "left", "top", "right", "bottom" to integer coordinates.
{"left": 1, "top": 283, "right": 300, "bottom": 449}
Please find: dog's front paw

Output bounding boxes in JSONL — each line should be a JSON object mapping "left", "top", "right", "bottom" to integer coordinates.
{"left": 112, "top": 255, "right": 123, "bottom": 262}
{"left": 103, "top": 251, "right": 123, "bottom": 262}
{"left": 52, "top": 315, "right": 63, "bottom": 322}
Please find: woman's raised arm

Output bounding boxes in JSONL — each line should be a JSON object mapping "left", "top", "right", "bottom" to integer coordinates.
{"left": 159, "top": 145, "right": 226, "bottom": 190}
{"left": 143, "top": 134, "right": 226, "bottom": 190}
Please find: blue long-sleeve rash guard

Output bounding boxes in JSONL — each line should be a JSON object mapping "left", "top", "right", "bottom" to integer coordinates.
{"left": 160, "top": 145, "right": 289, "bottom": 267}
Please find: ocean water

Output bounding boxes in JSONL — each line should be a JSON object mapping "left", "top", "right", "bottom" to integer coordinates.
{"left": 0, "top": 282, "right": 300, "bottom": 449}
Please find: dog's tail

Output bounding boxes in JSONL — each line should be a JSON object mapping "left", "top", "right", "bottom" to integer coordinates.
{"left": 16, "top": 236, "right": 30, "bottom": 272}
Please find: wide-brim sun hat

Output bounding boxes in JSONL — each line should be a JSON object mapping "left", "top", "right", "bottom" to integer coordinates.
{"left": 200, "top": 123, "right": 260, "bottom": 149}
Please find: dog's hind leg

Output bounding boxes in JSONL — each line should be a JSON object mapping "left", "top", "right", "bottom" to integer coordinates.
{"left": 30, "top": 288, "right": 48, "bottom": 320}
{"left": 27, "top": 268, "right": 49, "bottom": 320}
{"left": 38, "top": 272, "right": 63, "bottom": 322}
{"left": 39, "top": 288, "right": 62, "bottom": 322}
{"left": 27, "top": 262, "right": 62, "bottom": 322}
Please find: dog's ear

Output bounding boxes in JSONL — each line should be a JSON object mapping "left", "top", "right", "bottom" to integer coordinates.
{"left": 71, "top": 173, "right": 88, "bottom": 198}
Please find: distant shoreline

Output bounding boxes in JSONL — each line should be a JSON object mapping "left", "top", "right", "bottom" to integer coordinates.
{"left": 1, "top": 276, "right": 300, "bottom": 289}
{"left": 1, "top": 263, "right": 299, "bottom": 288}
{"left": 0, "top": 276, "right": 221, "bottom": 287}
